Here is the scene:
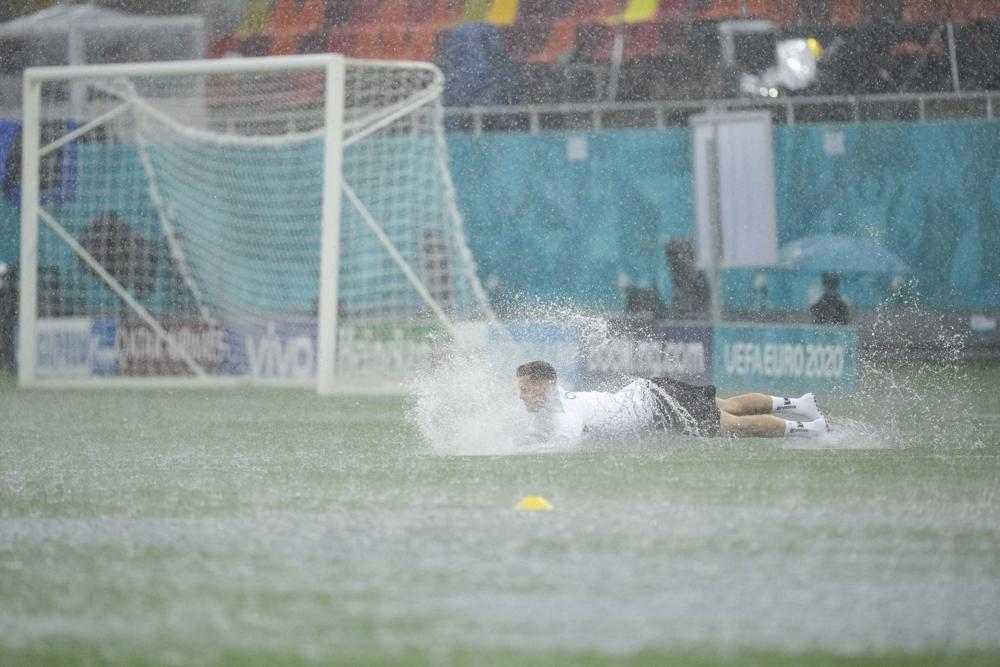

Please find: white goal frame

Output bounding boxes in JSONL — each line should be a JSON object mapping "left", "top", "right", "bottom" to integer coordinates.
{"left": 18, "top": 54, "right": 481, "bottom": 393}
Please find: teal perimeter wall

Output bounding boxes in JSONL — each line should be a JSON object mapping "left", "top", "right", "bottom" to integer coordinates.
{"left": 2, "top": 120, "right": 999, "bottom": 311}
{"left": 448, "top": 120, "right": 1000, "bottom": 311}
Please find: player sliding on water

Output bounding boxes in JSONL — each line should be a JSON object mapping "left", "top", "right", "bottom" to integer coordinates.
{"left": 517, "top": 360, "right": 828, "bottom": 444}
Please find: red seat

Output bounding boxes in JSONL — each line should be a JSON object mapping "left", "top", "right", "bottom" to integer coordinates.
{"left": 408, "top": 0, "right": 463, "bottom": 24}
{"left": 831, "top": 0, "right": 863, "bottom": 26}
{"left": 954, "top": 0, "right": 1000, "bottom": 20}
{"left": 351, "top": 0, "right": 386, "bottom": 26}
{"left": 207, "top": 33, "right": 239, "bottom": 59}
{"left": 571, "top": 0, "right": 621, "bottom": 21}
{"left": 624, "top": 20, "right": 663, "bottom": 59}
{"left": 657, "top": 0, "right": 687, "bottom": 20}
{"left": 376, "top": 0, "right": 411, "bottom": 25}
{"left": 298, "top": 0, "right": 327, "bottom": 33}
{"left": 325, "top": 26, "right": 356, "bottom": 54}
{"left": 380, "top": 26, "right": 410, "bottom": 59}
{"left": 523, "top": 19, "right": 578, "bottom": 63}
{"left": 406, "top": 24, "right": 442, "bottom": 60}
{"left": 350, "top": 26, "right": 384, "bottom": 59}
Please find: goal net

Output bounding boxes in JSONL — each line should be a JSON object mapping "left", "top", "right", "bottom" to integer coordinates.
{"left": 18, "top": 55, "right": 499, "bottom": 392}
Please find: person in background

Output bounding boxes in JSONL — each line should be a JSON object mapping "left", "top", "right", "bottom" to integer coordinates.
{"left": 665, "top": 240, "right": 709, "bottom": 320}
{"left": 811, "top": 272, "right": 850, "bottom": 325}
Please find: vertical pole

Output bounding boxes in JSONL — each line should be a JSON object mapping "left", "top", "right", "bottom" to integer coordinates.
{"left": 18, "top": 74, "right": 41, "bottom": 387}
{"left": 706, "top": 124, "right": 723, "bottom": 325}
{"left": 946, "top": 20, "right": 961, "bottom": 93}
{"left": 608, "top": 27, "right": 624, "bottom": 102}
{"left": 316, "top": 56, "right": 346, "bottom": 396}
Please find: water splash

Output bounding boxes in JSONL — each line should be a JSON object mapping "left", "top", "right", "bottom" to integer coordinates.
{"left": 406, "top": 299, "right": 984, "bottom": 455}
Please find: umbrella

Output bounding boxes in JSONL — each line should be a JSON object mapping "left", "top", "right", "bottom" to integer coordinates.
{"left": 779, "top": 233, "right": 911, "bottom": 275}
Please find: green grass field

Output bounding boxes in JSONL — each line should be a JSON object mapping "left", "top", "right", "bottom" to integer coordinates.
{"left": 1, "top": 363, "right": 998, "bottom": 666}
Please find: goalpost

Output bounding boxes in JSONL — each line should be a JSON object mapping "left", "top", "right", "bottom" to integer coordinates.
{"left": 18, "top": 54, "right": 500, "bottom": 393}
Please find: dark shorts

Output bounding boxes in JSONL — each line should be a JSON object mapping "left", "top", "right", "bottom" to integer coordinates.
{"left": 648, "top": 376, "right": 721, "bottom": 436}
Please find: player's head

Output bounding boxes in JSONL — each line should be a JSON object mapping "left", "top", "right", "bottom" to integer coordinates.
{"left": 516, "top": 360, "right": 557, "bottom": 412}
{"left": 822, "top": 272, "right": 839, "bottom": 291}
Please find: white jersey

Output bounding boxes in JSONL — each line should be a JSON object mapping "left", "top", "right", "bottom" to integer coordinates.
{"left": 527, "top": 381, "right": 659, "bottom": 445}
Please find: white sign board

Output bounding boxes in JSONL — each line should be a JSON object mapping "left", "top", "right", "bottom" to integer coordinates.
{"left": 691, "top": 111, "right": 779, "bottom": 269}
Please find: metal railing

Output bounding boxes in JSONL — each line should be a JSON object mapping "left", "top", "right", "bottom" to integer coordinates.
{"left": 444, "top": 90, "right": 999, "bottom": 135}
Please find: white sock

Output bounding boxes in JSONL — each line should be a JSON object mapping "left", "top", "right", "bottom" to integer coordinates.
{"left": 771, "top": 393, "right": 820, "bottom": 421}
{"left": 784, "top": 417, "right": 827, "bottom": 438}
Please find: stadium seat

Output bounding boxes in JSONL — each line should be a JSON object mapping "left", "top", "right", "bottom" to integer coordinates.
{"left": 295, "top": 30, "right": 326, "bottom": 54}
{"left": 698, "top": 0, "right": 745, "bottom": 20}
{"left": 238, "top": 33, "right": 271, "bottom": 57}
{"left": 408, "top": 0, "right": 464, "bottom": 25}
{"left": 460, "top": 0, "right": 492, "bottom": 23}
{"left": 263, "top": 0, "right": 300, "bottom": 55}
{"left": 523, "top": 20, "right": 577, "bottom": 63}
{"left": 406, "top": 24, "right": 442, "bottom": 60}
{"left": 503, "top": 17, "right": 551, "bottom": 61}
{"left": 571, "top": 0, "right": 621, "bottom": 22}
{"left": 657, "top": 0, "right": 688, "bottom": 21}
{"left": 327, "top": 0, "right": 360, "bottom": 27}
{"left": 902, "top": 1, "right": 947, "bottom": 24}
{"left": 622, "top": 0, "right": 660, "bottom": 23}
{"left": 298, "top": 0, "right": 327, "bottom": 33}
{"left": 325, "top": 26, "right": 355, "bottom": 54}
{"left": 234, "top": 0, "right": 271, "bottom": 39}
{"left": 207, "top": 34, "right": 239, "bottom": 58}
{"left": 624, "top": 20, "right": 664, "bottom": 58}
{"left": 953, "top": 0, "right": 1000, "bottom": 21}
{"left": 376, "top": 0, "right": 410, "bottom": 24}
{"left": 351, "top": 0, "right": 386, "bottom": 26}
{"left": 380, "top": 26, "right": 410, "bottom": 59}
{"left": 831, "top": 0, "right": 863, "bottom": 26}
{"left": 486, "top": 0, "right": 520, "bottom": 26}
{"left": 351, "top": 26, "right": 384, "bottom": 58}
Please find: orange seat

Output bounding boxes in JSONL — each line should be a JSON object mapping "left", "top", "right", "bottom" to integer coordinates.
{"left": 351, "top": 26, "right": 384, "bottom": 58}
{"left": 524, "top": 20, "right": 577, "bottom": 63}
{"left": 264, "top": 0, "right": 301, "bottom": 55}
{"left": 376, "top": 0, "right": 410, "bottom": 25}
{"left": 325, "top": 26, "right": 356, "bottom": 54}
{"left": 297, "top": 0, "right": 327, "bottom": 33}
{"left": 352, "top": 0, "right": 386, "bottom": 26}
{"left": 409, "top": 0, "right": 464, "bottom": 24}
{"left": 381, "top": 26, "right": 410, "bottom": 59}
{"left": 624, "top": 20, "right": 663, "bottom": 58}
{"left": 406, "top": 24, "right": 442, "bottom": 60}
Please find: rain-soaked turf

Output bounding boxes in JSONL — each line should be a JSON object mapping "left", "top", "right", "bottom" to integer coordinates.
{"left": 1, "top": 363, "right": 998, "bottom": 666}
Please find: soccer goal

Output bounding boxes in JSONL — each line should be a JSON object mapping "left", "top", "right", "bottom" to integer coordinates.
{"left": 18, "top": 54, "right": 499, "bottom": 393}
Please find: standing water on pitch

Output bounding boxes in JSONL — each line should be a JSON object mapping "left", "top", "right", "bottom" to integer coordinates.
{"left": 405, "top": 302, "right": 986, "bottom": 454}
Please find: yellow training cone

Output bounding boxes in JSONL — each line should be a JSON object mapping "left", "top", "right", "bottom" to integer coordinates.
{"left": 516, "top": 495, "right": 553, "bottom": 511}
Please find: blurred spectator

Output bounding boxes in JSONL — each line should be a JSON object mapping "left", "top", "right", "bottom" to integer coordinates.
{"left": 79, "top": 211, "right": 158, "bottom": 299}
{"left": 624, "top": 285, "right": 668, "bottom": 320}
{"left": 0, "top": 262, "right": 16, "bottom": 373}
{"left": 810, "top": 271, "right": 849, "bottom": 325}
{"left": 665, "top": 239, "right": 709, "bottom": 320}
